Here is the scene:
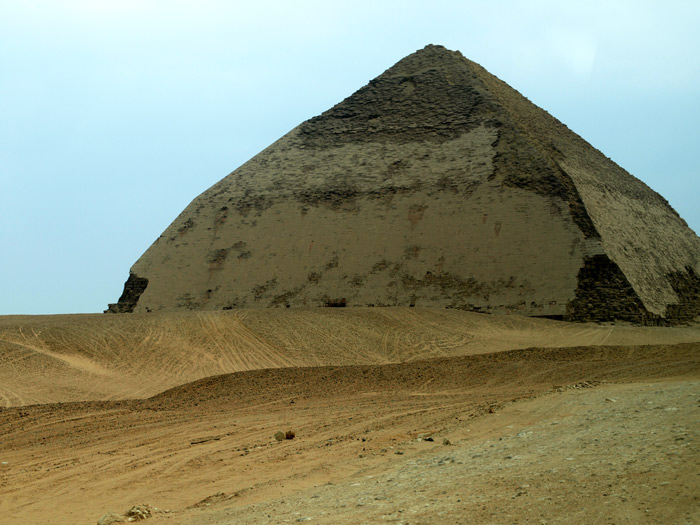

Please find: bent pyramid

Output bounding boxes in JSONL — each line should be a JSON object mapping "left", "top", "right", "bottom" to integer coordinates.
{"left": 108, "top": 45, "right": 700, "bottom": 324}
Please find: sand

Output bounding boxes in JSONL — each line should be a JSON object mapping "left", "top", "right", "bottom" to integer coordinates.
{"left": 0, "top": 308, "right": 698, "bottom": 523}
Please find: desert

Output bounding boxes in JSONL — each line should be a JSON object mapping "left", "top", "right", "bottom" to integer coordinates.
{"left": 1, "top": 309, "right": 699, "bottom": 523}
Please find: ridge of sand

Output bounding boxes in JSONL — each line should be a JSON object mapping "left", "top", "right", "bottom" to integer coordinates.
{"left": 2, "top": 308, "right": 699, "bottom": 406}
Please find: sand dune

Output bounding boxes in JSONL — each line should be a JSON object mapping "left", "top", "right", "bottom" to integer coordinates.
{"left": 2, "top": 308, "right": 699, "bottom": 406}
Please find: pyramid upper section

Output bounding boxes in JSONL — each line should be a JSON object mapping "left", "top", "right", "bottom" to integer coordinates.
{"left": 299, "top": 45, "right": 497, "bottom": 146}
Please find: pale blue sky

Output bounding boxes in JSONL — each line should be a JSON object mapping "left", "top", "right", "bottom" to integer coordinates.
{"left": 1, "top": 0, "right": 699, "bottom": 315}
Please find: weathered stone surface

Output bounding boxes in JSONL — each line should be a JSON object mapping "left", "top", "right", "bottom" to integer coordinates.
{"left": 108, "top": 45, "right": 700, "bottom": 324}
{"left": 105, "top": 273, "right": 148, "bottom": 313}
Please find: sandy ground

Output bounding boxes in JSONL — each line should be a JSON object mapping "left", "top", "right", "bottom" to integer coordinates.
{"left": 0, "top": 309, "right": 698, "bottom": 524}
{"left": 176, "top": 379, "right": 699, "bottom": 525}
{"left": 2, "top": 308, "right": 699, "bottom": 406}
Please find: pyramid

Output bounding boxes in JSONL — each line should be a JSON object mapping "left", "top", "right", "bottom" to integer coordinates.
{"left": 108, "top": 45, "right": 700, "bottom": 324}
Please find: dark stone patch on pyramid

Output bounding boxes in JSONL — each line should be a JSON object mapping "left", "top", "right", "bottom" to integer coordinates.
{"left": 107, "top": 45, "right": 700, "bottom": 325}
{"left": 106, "top": 273, "right": 148, "bottom": 314}
{"left": 299, "top": 46, "right": 494, "bottom": 146}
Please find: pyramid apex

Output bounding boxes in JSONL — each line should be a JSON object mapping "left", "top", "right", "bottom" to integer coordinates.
{"left": 419, "top": 43, "right": 448, "bottom": 51}
{"left": 416, "top": 43, "right": 460, "bottom": 54}
{"left": 412, "top": 44, "right": 467, "bottom": 61}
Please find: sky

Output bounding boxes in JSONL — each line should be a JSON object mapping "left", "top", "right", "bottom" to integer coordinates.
{"left": 1, "top": 0, "right": 699, "bottom": 315}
